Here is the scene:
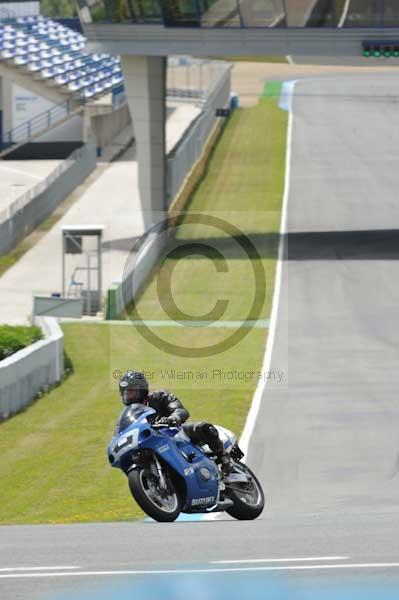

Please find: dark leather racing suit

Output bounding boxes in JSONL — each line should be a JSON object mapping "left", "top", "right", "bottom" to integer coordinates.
{"left": 148, "top": 390, "right": 224, "bottom": 456}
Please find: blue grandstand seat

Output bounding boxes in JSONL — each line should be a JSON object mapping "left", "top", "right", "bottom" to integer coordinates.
{"left": 0, "top": 16, "right": 125, "bottom": 103}
{"left": 1, "top": 49, "right": 17, "bottom": 59}
{"left": 14, "top": 55, "right": 29, "bottom": 65}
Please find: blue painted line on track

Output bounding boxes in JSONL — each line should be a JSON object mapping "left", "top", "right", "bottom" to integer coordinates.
{"left": 279, "top": 80, "right": 297, "bottom": 112}
{"left": 52, "top": 572, "right": 399, "bottom": 600}
{"left": 144, "top": 513, "right": 209, "bottom": 523}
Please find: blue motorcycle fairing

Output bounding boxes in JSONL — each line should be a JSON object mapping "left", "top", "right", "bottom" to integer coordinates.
{"left": 108, "top": 405, "right": 219, "bottom": 512}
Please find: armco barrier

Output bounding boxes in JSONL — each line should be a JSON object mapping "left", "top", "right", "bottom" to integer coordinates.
{"left": 0, "top": 317, "right": 64, "bottom": 420}
{"left": 0, "top": 138, "right": 97, "bottom": 255}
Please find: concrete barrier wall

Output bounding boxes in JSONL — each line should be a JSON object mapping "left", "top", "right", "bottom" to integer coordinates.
{"left": 90, "top": 104, "right": 132, "bottom": 152}
{"left": 0, "top": 317, "right": 64, "bottom": 420}
{"left": 107, "top": 229, "right": 166, "bottom": 319}
{"left": 0, "top": 138, "right": 97, "bottom": 255}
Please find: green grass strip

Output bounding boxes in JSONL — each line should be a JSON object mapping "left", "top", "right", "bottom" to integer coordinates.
{"left": 263, "top": 80, "right": 283, "bottom": 98}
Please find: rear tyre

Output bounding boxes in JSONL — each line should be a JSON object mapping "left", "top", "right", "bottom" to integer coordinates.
{"left": 128, "top": 466, "right": 181, "bottom": 522}
{"left": 225, "top": 463, "right": 265, "bottom": 520}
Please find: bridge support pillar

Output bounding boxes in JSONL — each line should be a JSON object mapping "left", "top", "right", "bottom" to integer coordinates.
{"left": 121, "top": 55, "right": 167, "bottom": 231}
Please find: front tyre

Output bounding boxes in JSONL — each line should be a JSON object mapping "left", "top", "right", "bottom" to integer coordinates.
{"left": 225, "top": 463, "right": 265, "bottom": 520}
{"left": 128, "top": 466, "right": 181, "bottom": 522}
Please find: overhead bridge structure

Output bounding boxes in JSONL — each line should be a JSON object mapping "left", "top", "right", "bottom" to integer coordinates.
{"left": 78, "top": 0, "right": 399, "bottom": 227}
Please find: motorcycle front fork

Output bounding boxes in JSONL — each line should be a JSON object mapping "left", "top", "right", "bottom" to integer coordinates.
{"left": 211, "top": 467, "right": 227, "bottom": 508}
{"left": 151, "top": 455, "right": 168, "bottom": 490}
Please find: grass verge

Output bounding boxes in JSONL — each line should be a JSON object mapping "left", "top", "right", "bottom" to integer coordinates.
{"left": 0, "top": 93, "right": 287, "bottom": 525}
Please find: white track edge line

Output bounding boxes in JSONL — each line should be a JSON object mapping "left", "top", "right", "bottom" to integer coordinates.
{"left": 212, "top": 556, "right": 349, "bottom": 564}
{"left": 3, "top": 563, "right": 399, "bottom": 578}
{"left": 239, "top": 82, "right": 295, "bottom": 457}
{"left": 0, "top": 566, "right": 80, "bottom": 572}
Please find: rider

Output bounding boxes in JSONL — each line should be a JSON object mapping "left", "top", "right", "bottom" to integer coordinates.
{"left": 118, "top": 370, "right": 233, "bottom": 474}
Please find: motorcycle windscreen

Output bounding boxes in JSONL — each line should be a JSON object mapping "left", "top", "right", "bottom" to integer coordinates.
{"left": 117, "top": 403, "right": 155, "bottom": 433}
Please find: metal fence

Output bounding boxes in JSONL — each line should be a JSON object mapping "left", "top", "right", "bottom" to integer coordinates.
{"left": 110, "top": 56, "right": 219, "bottom": 109}
{"left": 0, "top": 138, "right": 97, "bottom": 255}
{"left": 167, "top": 57, "right": 229, "bottom": 101}
{"left": 0, "top": 317, "right": 63, "bottom": 421}
{"left": 2, "top": 98, "right": 74, "bottom": 148}
{"left": 167, "top": 60, "right": 232, "bottom": 205}
{"left": 1, "top": 98, "right": 77, "bottom": 154}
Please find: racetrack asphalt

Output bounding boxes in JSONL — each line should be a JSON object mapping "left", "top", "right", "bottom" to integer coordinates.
{"left": 2, "top": 73, "right": 399, "bottom": 599}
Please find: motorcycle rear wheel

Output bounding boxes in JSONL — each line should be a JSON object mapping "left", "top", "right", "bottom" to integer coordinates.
{"left": 225, "top": 463, "right": 265, "bottom": 520}
{"left": 128, "top": 466, "right": 181, "bottom": 522}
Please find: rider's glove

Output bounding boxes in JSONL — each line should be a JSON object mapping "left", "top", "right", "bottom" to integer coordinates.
{"left": 157, "top": 416, "right": 179, "bottom": 426}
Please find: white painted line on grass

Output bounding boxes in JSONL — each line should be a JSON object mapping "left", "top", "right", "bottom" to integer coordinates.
{"left": 0, "top": 566, "right": 80, "bottom": 572}
{"left": 3, "top": 563, "right": 399, "bottom": 578}
{"left": 212, "top": 556, "right": 349, "bottom": 564}
{"left": 60, "top": 318, "right": 270, "bottom": 329}
{"left": 239, "top": 81, "right": 296, "bottom": 457}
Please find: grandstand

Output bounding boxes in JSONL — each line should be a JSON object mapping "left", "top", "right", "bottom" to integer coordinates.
{"left": 0, "top": 16, "right": 123, "bottom": 101}
{"left": 0, "top": 15, "right": 126, "bottom": 155}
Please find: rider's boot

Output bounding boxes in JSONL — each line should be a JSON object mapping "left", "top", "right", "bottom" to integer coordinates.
{"left": 219, "top": 452, "right": 234, "bottom": 475}
{"left": 203, "top": 424, "right": 234, "bottom": 475}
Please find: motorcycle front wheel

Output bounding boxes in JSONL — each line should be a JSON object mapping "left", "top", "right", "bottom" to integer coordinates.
{"left": 128, "top": 466, "right": 181, "bottom": 522}
{"left": 225, "top": 462, "right": 265, "bottom": 520}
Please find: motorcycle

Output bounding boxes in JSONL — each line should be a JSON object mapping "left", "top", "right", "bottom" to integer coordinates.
{"left": 107, "top": 403, "right": 265, "bottom": 522}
